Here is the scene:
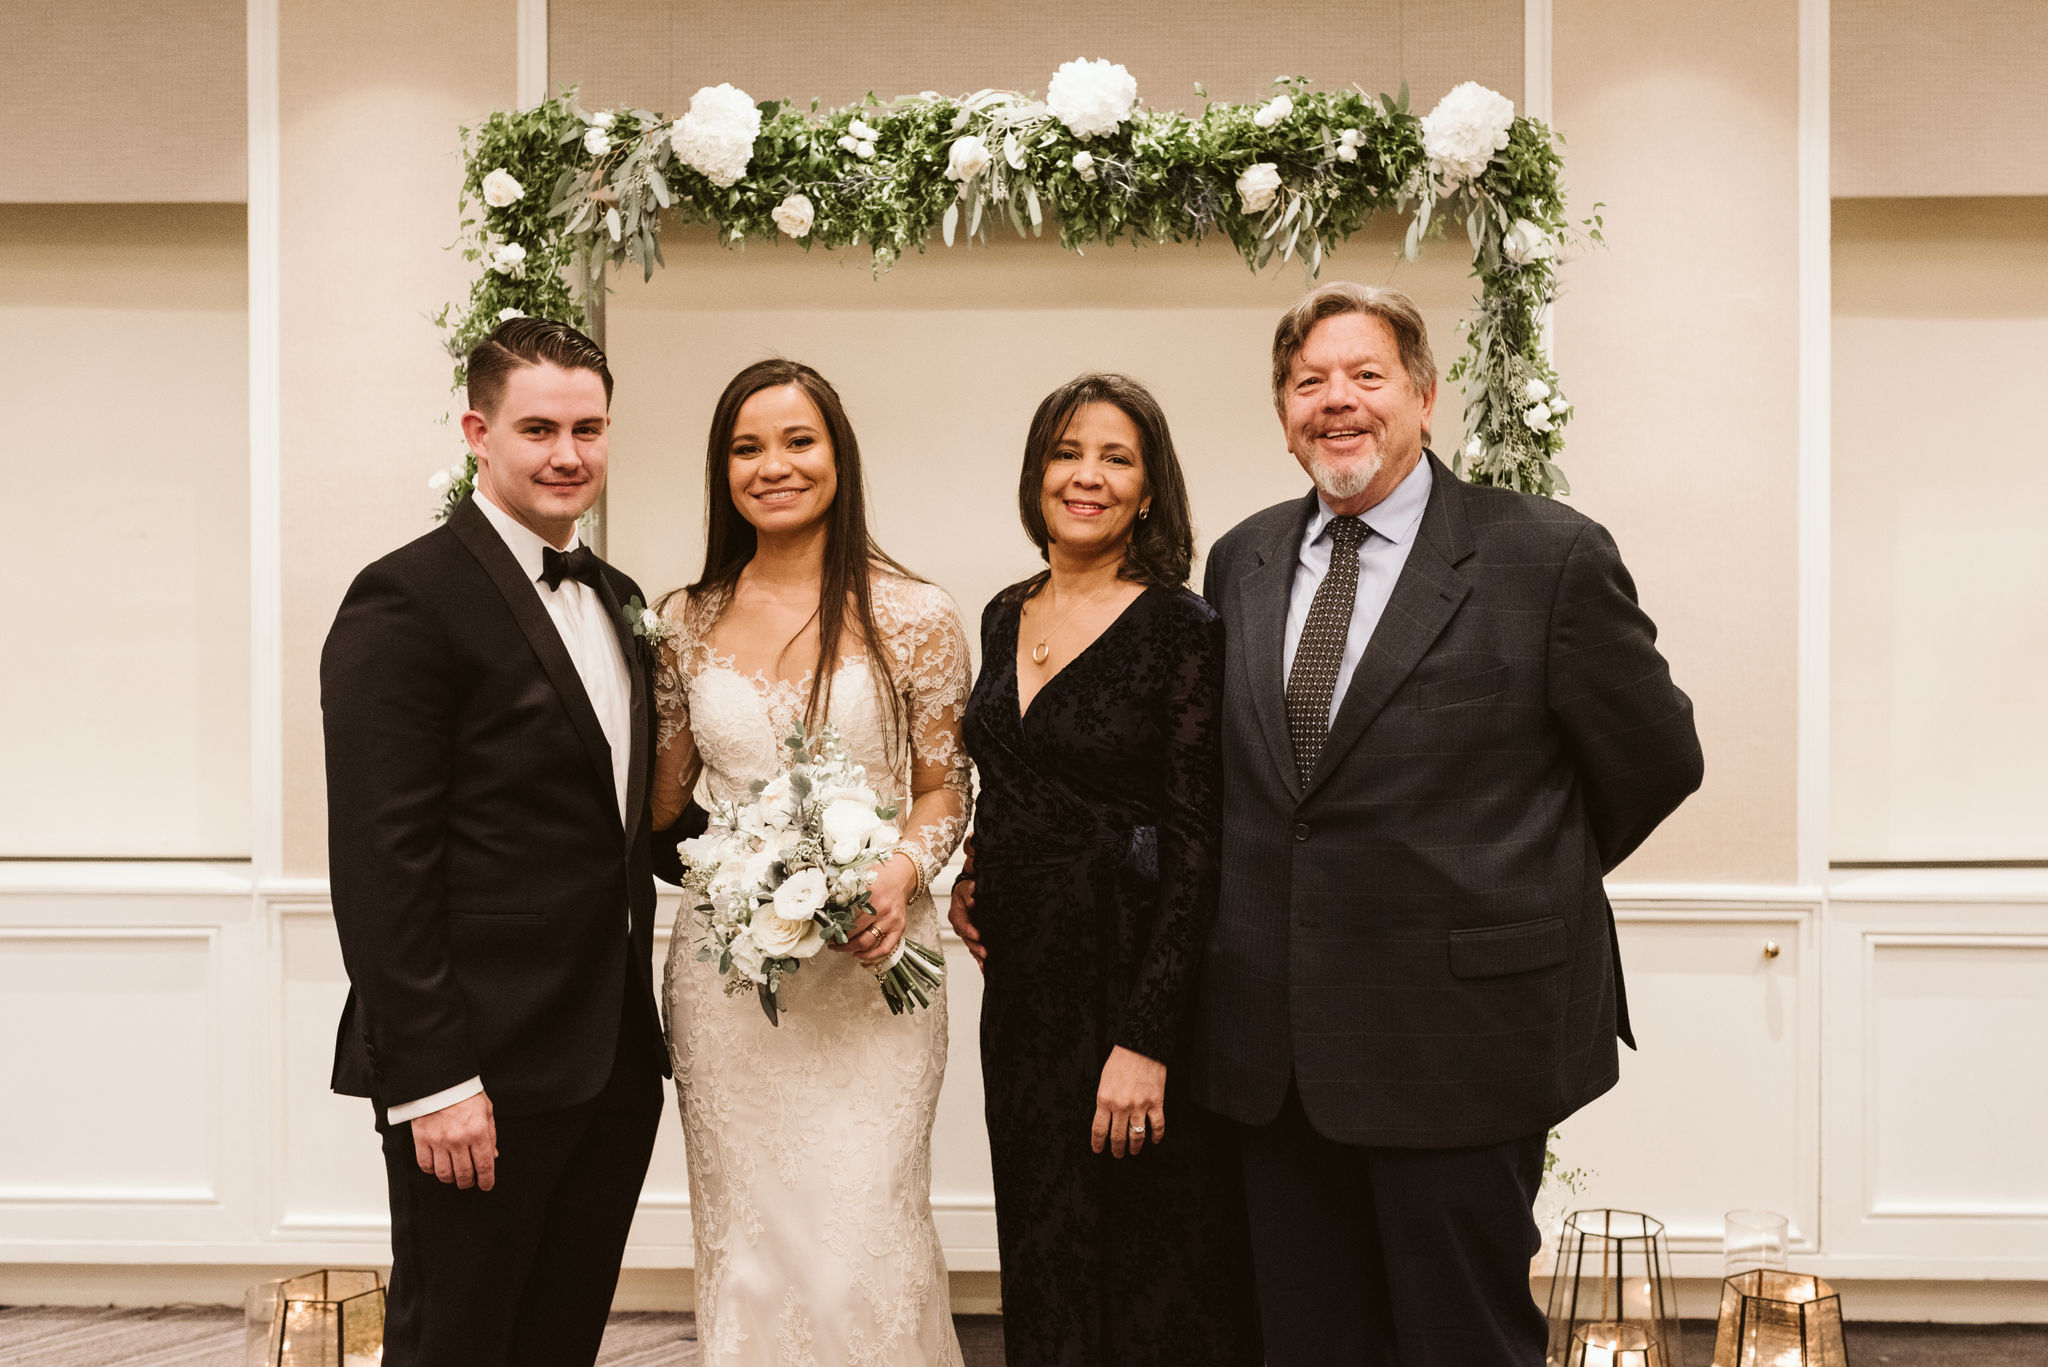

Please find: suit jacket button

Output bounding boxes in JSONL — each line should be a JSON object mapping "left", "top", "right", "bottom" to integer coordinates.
{"left": 1293, "top": 822, "right": 1311, "bottom": 842}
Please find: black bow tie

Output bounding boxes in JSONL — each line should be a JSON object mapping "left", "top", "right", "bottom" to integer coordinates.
{"left": 540, "top": 544, "right": 603, "bottom": 592}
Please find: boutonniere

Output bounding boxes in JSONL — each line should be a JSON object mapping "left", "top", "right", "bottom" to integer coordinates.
{"left": 625, "top": 595, "right": 673, "bottom": 649}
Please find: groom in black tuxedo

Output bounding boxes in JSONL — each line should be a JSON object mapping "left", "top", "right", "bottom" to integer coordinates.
{"left": 323, "top": 319, "right": 697, "bottom": 1366}
{"left": 1191, "top": 284, "right": 1703, "bottom": 1366}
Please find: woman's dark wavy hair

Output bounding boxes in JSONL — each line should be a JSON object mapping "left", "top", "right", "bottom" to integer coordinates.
{"left": 1016, "top": 372, "right": 1196, "bottom": 588}
{"left": 685, "top": 358, "right": 918, "bottom": 735}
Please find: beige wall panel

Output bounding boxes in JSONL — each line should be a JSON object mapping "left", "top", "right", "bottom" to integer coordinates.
{"left": 1833, "top": 1, "right": 2048, "bottom": 198}
{"left": 278, "top": 0, "right": 517, "bottom": 876}
{"left": 552, "top": 0, "right": 1519, "bottom": 117}
{"left": 0, "top": 205, "right": 248, "bottom": 856}
{"left": 0, "top": 2, "right": 246, "bottom": 202}
{"left": 1552, "top": 0, "right": 1801, "bottom": 883}
{"left": 602, "top": 222, "right": 1475, "bottom": 643}
{"left": 1831, "top": 198, "right": 2048, "bottom": 862}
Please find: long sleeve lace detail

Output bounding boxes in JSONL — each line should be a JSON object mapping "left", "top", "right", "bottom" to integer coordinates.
{"left": 872, "top": 576, "right": 973, "bottom": 882}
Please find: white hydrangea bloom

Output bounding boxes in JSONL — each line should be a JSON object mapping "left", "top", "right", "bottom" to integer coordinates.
{"left": 670, "top": 83, "right": 763, "bottom": 188}
{"left": 1421, "top": 81, "right": 1515, "bottom": 186}
{"left": 1045, "top": 58, "right": 1138, "bottom": 139}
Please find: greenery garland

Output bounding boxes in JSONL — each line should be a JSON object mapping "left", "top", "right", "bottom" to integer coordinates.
{"left": 431, "top": 67, "right": 1594, "bottom": 518}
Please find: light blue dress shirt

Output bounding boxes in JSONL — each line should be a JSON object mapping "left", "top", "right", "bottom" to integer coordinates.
{"left": 1282, "top": 456, "right": 1435, "bottom": 726}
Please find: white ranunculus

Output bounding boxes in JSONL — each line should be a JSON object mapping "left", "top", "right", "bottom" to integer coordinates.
{"left": 823, "top": 799, "right": 884, "bottom": 863}
{"left": 772, "top": 865, "right": 829, "bottom": 923}
{"left": 727, "top": 930, "right": 769, "bottom": 984}
{"left": 1336, "top": 143, "right": 1358, "bottom": 163}
{"left": 946, "top": 134, "right": 993, "bottom": 182}
{"left": 1524, "top": 377, "right": 1552, "bottom": 402}
{"left": 1421, "top": 81, "right": 1515, "bottom": 186}
{"left": 481, "top": 168, "right": 524, "bottom": 207}
{"left": 1072, "top": 150, "right": 1097, "bottom": 182}
{"left": 1252, "top": 94, "right": 1294, "bottom": 129}
{"left": 1524, "top": 402, "right": 1554, "bottom": 433}
{"left": 1502, "top": 218, "right": 1554, "bottom": 266}
{"left": 582, "top": 126, "right": 611, "bottom": 156}
{"left": 1045, "top": 57, "right": 1139, "bottom": 139}
{"left": 489, "top": 242, "right": 527, "bottom": 275}
{"left": 772, "top": 193, "right": 816, "bottom": 238}
{"left": 1236, "top": 162, "right": 1282, "bottom": 214}
{"left": 671, "top": 83, "right": 763, "bottom": 188}
{"left": 497, "top": 307, "right": 524, "bottom": 321}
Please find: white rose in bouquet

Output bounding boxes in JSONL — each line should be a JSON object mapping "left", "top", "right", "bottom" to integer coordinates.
{"left": 946, "top": 134, "right": 992, "bottom": 183}
{"left": 489, "top": 242, "right": 527, "bottom": 276}
{"left": 678, "top": 832, "right": 731, "bottom": 871}
{"left": 772, "top": 866, "right": 830, "bottom": 923}
{"left": 1045, "top": 58, "right": 1138, "bottom": 139}
{"left": 1421, "top": 81, "right": 1515, "bottom": 186}
{"left": 727, "top": 930, "right": 769, "bottom": 984}
{"left": 823, "top": 799, "right": 884, "bottom": 864}
{"left": 481, "top": 168, "right": 524, "bottom": 207}
{"left": 1524, "top": 402, "right": 1555, "bottom": 433}
{"left": 1503, "top": 218, "right": 1554, "bottom": 265}
{"left": 1072, "top": 150, "right": 1097, "bottom": 182}
{"left": 1236, "top": 163, "right": 1282, "bottom": 214}
{"left": 1252, "top": 94, "right": 1294, "bottom": 129}
{"left": 671, "top": 83, "right": 762, "bottom": 188}
{"left": 772, "top": 193, "right": 815, "bottom": 239}
{"left": 866, "top": 824, "right": 900, "bottom": 856}
{"left": 751, "top": 904, "right": 825, "bottom": 959}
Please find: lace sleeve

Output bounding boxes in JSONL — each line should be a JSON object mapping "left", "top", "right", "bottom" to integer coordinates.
{"left": 650, "top": 589, "right": 705, "bottom": 831}
{"left": 879, "top": 578, "right": 973, "bottom": 883}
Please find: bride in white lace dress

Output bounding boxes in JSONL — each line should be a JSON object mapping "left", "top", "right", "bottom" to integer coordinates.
{"left": 650, "top": 360, "right": 972, "bottom": 1366}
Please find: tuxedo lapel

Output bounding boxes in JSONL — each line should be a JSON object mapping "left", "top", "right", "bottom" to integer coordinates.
{"left": 449, "top": 498, "right": 619, "bottom": 822}
{"left": 1237, "top": 492, "right": 1320, "bottom": 804}
{"left": 1303, "top": 455, "right": 1474, "bottom": 801}
{"left": 591, "top": 565, "right": 650, "bottom": 841}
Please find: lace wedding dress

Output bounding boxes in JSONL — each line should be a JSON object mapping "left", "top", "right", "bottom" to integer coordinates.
{"left": 653, "top": 573, "right": 973, "bottom": 1366}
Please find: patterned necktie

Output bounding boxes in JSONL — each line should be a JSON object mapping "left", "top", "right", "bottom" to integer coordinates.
{"left": 1285, "top": 514, "right": 1369, "bottom": 784}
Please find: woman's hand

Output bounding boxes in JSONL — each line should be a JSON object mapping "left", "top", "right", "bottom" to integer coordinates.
{"left": 1091, "top": 1046, "right": 1166, "bottom": 1158}
{"left": 836, "top": 851, "right": 914, "bottom": 967}
{"left": 947, "top": 835, "right": 985, "bottom": 969}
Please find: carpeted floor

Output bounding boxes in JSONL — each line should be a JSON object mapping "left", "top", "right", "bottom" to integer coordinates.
{"left": 2, "top": 1307, "right": 2044, "bottom": 1365}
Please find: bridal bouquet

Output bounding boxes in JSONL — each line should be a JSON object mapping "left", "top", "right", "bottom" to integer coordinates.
{"left": 676, "top": 726, "right": 946, "bottom": 1025}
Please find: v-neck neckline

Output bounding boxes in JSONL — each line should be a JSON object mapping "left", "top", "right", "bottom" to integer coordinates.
{"left": 1013, "top": 584, "right": 1155, "bottom": 724}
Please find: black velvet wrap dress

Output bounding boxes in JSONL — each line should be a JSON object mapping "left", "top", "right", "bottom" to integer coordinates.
{"left": 961, "top": 581, "right": 1261, "bottom": 1367}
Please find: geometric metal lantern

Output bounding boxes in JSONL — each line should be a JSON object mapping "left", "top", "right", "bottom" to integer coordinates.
{"left": 1711, "top": 1270, "right": 1849, "bottom": 1367}
{"left": 1568, "top": 1322, "right": 1655, "bottom": 1366}
{"left": 1544, "top": 1210, "right": 1682, "bottom": 1367}
{"left": 244, "top": 1269, "right": 387, "bottom": 1367}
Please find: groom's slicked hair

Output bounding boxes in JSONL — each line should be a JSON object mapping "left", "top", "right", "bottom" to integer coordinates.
{"left": 466, "top": 317, "right": 614, "bottom": 417}
{"left": 1270, "top": 281, "right": 1438, "bottom": 410}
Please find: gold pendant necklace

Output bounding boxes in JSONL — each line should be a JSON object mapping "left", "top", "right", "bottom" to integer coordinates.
{"left": 1029, "top": 582, "right": 1112, "bottom": 666}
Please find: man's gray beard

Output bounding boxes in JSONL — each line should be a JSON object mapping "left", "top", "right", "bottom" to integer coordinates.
{"left": 1308, "top": 451, "right": 1382, "bottom": 502}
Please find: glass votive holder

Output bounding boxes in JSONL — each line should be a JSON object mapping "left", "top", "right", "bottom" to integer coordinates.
{"left": 1723, "top": 1209, "right": 1790, "bottom": 1276}
{"left": 1570, "top": 1321, "right": 1655, "bottom": 1367}
{"left": 1711, "top": 1269, "right": 1848, "bottom": 1367}
{"left": 244, "top": 1268, "right": 386, "bottom": 1366}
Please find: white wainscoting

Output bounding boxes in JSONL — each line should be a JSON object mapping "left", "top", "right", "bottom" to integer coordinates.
{"left": 4, "top": 864, "right": 2047, "bottom": 1303}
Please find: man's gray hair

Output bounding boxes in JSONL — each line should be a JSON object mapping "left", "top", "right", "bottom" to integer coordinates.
{"left": 1270, "top": 281, "right": 1438, "bottom": 411}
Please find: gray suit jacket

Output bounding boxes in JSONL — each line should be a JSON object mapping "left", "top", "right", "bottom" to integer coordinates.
{"left": 1188, "top": 453, "right": 1703, "bottom": 1148}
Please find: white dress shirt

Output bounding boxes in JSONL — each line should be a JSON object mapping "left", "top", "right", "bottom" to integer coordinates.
{"left": 386, "top": 491, "right": 635, "bottom": 1125}
{"left": 1282, "top": 456, "right": 1434, "bottom": 727}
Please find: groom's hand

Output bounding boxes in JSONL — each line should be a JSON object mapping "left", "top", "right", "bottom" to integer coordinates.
{"left": 411, "top": 1091, "right": 498, "bottom": 1191}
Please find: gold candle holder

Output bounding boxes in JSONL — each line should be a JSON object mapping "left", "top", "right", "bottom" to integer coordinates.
{"left": 1710, "top": 1269, "right": 1848, "bottom": 1367}
{"left": 1544, "top": 1209, "right": 1681, "bottom": 1367}
{"left": 1569, "top": 1321, "right": 1655, "bottom": 1367}
{"left": 245, "top": 1268, "right": 386, "bottom": 1367}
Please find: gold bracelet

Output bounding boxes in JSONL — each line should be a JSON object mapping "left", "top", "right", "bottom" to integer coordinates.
{"left": 897, "top": 847, "right": 931, "bottom": 902}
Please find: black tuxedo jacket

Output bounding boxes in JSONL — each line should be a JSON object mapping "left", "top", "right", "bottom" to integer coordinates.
{"left": 321, "top": 495, "right": 669, "bottom": 1118}
{"left": 1189, "top": 453, "right": 1703, "bottom": 1148}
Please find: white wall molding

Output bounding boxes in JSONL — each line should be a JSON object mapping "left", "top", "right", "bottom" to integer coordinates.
{"left": 1796, "top": 0, "right": 1832, "bottom": 887}
{"left": 1521, "top": 0, "right": 1553, "bottom": 123}
{"left": 517, "top": 0, "right": 549, "bottom": 109}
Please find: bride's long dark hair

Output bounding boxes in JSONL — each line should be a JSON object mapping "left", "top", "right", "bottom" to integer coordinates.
{"left": 687, "top": 358, "right": 918, "bottom": 736}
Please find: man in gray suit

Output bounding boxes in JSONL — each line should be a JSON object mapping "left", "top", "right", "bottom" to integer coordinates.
{"left": 1191, "top": 282, "right": 1703, "bottom": 1366}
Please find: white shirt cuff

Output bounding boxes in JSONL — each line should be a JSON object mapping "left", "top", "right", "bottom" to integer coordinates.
{"left": 386, "top": 1076, "right": 484, "bottom": 1125}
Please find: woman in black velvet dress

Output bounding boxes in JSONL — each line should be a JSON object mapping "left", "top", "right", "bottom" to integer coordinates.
{"left": 952, "top": 373, "right": 1260, "bottom": 1367}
